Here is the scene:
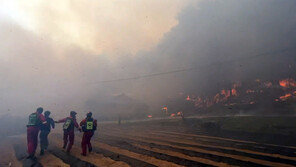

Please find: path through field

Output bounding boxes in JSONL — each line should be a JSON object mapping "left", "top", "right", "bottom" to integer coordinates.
{"left": 6, "top": 123, "right": 296, "bottom": 167}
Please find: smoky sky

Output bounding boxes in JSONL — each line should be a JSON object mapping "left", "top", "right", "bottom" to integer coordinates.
{"left": 1, "top": 0, "right": 296, "bottom": 117}
{"left": 119, "top": 0, "right": 296, "bottom": 107}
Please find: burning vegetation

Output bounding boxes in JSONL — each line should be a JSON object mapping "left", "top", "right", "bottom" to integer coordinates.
{"left": 161, "top": 78, "right": 296, "bottom": 117}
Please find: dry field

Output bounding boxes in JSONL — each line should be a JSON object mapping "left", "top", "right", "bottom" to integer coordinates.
{"left": 2, "top": 119, "right": 296, "bottom": 167}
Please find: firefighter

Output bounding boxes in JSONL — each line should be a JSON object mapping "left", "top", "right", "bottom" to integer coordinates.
{"left": 56, "top": 111, "right": 81, "bottom": 153}
{"left": 26, "top": 107, "right": 46, "bottom": 159}
{"left": 39, "top": 111, "right": 55, "bottom": 155}
{"left": 80, "top": 112, "right": 97, "bottom": 156}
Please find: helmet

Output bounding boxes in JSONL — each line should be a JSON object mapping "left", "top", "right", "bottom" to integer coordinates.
{"left": 36, "top": 107, "right": 43, "bottom": 114}
{"left": 86, "top": 112, "right": 92, "bottom": 117}
{"left": 44, "top": 111, "right": 51, "bottom": 116}
{"left": 70, "top": 111, "right": 77, "bottom": 117}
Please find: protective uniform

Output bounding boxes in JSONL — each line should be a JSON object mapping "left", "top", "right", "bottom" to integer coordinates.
{"left": 26, "top": 108, "right": 46, "bottom": 159}
{"left": 39, "top": 111, "right": 55, "bottom": 155}
{"left": 80, "top": 112, "right": 97, "bottom": 156}
{"left": 57, "top": 111, "right": 79, "bottom": 153}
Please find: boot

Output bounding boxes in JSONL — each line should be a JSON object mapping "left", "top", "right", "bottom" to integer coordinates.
{"left": 26, "top": 154, "right": 37, "bottom": 160}
{"left": 26, "top": 154, "right": 33, "bottom": 159}
{"left": 40, "top": 149, "right": 44, "bottom": 156}
{"left": 31, "top": 155, "right": 37, "bottom": 160}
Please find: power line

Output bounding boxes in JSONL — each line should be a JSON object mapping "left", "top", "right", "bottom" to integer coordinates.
{"left": 90, "top": 47, "right": 295, "bottom": 84}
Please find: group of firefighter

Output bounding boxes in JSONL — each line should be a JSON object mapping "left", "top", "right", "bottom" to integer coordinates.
{"left": 26, "top": 107, "right": 97, "bottom": 160}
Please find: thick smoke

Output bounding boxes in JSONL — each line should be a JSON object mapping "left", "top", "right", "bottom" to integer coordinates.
{"left": 115, "top": 0, "right": 296, "bottom": 112}
{"left": 0, "top": 0, "right": 296, "bottom": 120}
{"left": 0, "top": 19, "right": 112, "bottom": 117}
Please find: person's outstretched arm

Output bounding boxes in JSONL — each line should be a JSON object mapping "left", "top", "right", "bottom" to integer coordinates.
{"left": 50, "top": 118, "right": 55, "bottom": 129}
{"left": 73, "top": 119, "right": 81, "bottom": 132}
{"left": 55, "top": 118, "right": 67, "bottom": 123}
{"left": 80, "top": 119, "right": 86, "bottom": 126}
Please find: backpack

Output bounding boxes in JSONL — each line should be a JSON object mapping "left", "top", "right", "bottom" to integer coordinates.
{"left": 63, "top": 118, "right": 73, "bottom": 130}
{"left": 82, "top": 118, "right": 96, "bottom": 132}
{"left": 27, "top": 113, "right": 39, "bottom": 126}
{"left": 86, "top": 120, "right": 94, "bottom": 130}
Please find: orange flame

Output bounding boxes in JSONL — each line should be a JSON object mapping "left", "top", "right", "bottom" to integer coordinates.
{"left": 170, "top": 113, "right": 176, "bottom": 117}
{"left": 231, "top": 88, "right": 238, "bottom": 96}
{"left": 279, "top": 93, "right": 292, "bottom": 100}
{"left": 184, "top": 79, "right": 296, "bottom": 109}
{"left": 279, "top": 79, "right": 296, "bottom": 88}
{"left": 221, "top": 89, "right": 231, "bottom": 97}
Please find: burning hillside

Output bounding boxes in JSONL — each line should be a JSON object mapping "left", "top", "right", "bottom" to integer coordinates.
{"left": 182, "top": 78, "right": 296, "bottom": 115}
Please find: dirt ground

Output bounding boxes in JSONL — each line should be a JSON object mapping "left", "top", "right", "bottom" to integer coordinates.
{"left": 1, "top": 118, "right": 296, "bottom": 167}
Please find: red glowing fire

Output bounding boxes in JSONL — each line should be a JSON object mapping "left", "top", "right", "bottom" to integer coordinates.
{"left": 186, "top": 95, "right": 191, "bottom": 101}
{"left": 147, "top": 115, "right": 152, "bottom": 118}
{"left": 184, "top": 78, "right": 296, "bottom": 109}
{"left": 221, "top": 89, "right": 231, "bottom": 98}
{"left": 170, "top": 113, "right": 176, "bottom": 117}
{"left": 231, "top": 88, "right": 238, "bottom": 96}
{"left": 279, "top": 93, "right": 292, "bottom": 101}
{"left": 279, "top": 79, "right": 296, "bottom": 88}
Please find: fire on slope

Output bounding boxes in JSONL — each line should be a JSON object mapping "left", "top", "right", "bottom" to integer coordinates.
{"left": 275, "top": 78, "right": 296, "bottom": 101}
{"left": 279, "top": 79, "right": 296, "bottom": 88}
{"left": 185, "top": 78, "right": 296, "bottom": 109}
{"left": 185, "top": 82, "right": 241, "bottom": 108}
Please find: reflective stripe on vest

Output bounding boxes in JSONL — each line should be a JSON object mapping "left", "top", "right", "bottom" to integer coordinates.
{"left": 86, "top": 121, "right": 93, "bottom": 130}
{"left": 63, "top": 118, "right": 72, "bottom": 130}
{"left": 28, "top": 113, "right": 38, "bottom": 126}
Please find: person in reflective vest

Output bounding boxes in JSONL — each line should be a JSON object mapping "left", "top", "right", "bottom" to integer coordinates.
{"left": 39, "top": 111, "right": 55, "bottom": 155}
{"left": 26, "top": 107, "right": 46, "bottom": 159}
{"left": 56, "top": 111, "right": 81, "bottom": 153}
{"left": 80, "top": 112, "right": 97, "bottom": 156}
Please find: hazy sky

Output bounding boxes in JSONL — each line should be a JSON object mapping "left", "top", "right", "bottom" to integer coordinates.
{"left": 0, "top": 0, "right": 295, "bottom": 117}
{"left": 0, "top": 0, "right": 192, "bottom": 116}
{"left": 0, "top": 0, "right": 189, "bottom": 55}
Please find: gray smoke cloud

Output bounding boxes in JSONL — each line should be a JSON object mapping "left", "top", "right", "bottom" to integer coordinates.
{"left": 0, "top": 18, "right": 112, "bottom": 117}
{"left": 116, "top": 0, "right": 296, "bottom": 110}
{"left": 0, "top": 0, "right": 296, "bottom": 119}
